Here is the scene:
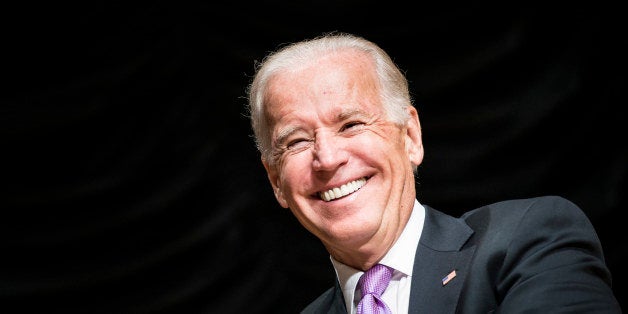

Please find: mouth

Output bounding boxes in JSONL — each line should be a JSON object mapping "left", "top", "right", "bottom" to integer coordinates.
{"left": 318, "top": 177, "right": 367, "bottom": 202}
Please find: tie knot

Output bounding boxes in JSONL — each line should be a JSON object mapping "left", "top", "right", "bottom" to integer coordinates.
{"left": 359, "top": 264, "right": 393, "bottom": 297}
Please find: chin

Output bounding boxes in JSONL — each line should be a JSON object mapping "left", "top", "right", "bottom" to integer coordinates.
{"left": 326, "top": 219, "right": 377, "bottom": 243}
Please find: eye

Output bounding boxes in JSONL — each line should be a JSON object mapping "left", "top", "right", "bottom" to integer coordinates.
{"left": 286, "top": 138, "right": 310, "bottom": 150}
{"left": 341, "top": 121, "right": 365, "bottom": 131}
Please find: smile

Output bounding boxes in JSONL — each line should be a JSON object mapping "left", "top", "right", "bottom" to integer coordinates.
{"left": 318, "top": 177, "right": 367, "bottom": 202}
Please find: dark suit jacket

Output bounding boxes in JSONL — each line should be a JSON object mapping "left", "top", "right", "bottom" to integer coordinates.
{"left": 301, "top": 196, "right": 621, "bottom": 313}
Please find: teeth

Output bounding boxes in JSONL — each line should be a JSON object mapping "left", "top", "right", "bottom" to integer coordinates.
{"left": 319, "top": 178, "right": 366, "bottom": 202}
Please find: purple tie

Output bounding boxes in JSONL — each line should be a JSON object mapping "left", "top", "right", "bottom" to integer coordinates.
{"left": 356, "top": 264, "right": 393, "bottom": 314}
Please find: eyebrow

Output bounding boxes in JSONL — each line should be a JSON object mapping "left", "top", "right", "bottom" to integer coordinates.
{"left": 337, "top": 108, "right": 368, "bottom": 121}
{"left": 275, "top": 125, "right": 302, "bottom": 147}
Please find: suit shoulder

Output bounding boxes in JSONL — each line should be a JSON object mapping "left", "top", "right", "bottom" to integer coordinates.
{"left": 462, "top": 195, "right": 587, "bottom": 224}
{"left": 459, "top": 195, "right": 596, "bottom": 249}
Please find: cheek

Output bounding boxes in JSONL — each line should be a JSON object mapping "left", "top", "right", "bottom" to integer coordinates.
{"left": 379, "top": 128, "right": 407, "bottom": 153}
{"left": 361, "top": 132, "right": 410, "bottom": 171}
{"left": 278, "top": 155, "right": 311, "bottom": 193}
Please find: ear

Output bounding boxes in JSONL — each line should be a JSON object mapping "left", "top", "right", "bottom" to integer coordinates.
{"left": 262, "top": 158, "right": 289, "bottom": 208}
{"left": 405, "top": 106, "right": 424, "bottom": 166}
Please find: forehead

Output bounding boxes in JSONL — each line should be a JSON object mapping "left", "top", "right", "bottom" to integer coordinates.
{"left": 264, "top": 50, "right": 381, "bottom": 120}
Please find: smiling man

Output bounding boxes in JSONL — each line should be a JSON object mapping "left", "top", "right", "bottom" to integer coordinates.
{"left": 246, "top": 32, "right": 620, "bottom": 313}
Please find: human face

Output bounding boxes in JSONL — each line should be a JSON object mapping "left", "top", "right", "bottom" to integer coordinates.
{"left": 262, "top": 50, "right": 423, "bottom": 267}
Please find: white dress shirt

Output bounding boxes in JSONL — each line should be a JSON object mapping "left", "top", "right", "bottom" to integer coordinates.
{"left": 330, "top": 199, "right": 426, "bottom": 314}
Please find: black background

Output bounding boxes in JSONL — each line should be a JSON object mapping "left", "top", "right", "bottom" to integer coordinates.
{"left": 2, "top": 2, "right": 626, "bottom": 313}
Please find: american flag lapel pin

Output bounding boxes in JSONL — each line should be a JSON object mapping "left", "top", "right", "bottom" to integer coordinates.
{"left": 442, "top": 269, "right": 457, "bottom": 286}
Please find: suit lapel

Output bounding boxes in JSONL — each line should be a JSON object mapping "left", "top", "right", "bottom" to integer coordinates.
{"left": 409, "top": 206, "right": 475, "bottom": 313}
{"left": 330, "top": 279, "right": 348, "bottom": 314}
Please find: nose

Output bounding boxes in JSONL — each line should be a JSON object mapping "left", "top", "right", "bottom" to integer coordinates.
{"left": 312, "top": 132, "right": 348, "bottom": 171}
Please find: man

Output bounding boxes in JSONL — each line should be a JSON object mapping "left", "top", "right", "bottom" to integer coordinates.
{"left": 246, "top": 32, "right": 620, "bottom": 313}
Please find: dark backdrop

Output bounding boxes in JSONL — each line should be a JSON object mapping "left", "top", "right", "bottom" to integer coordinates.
{"left": 2, "top": 3, "right": 625, "bottom": 313}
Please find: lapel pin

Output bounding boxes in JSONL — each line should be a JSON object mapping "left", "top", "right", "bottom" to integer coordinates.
{"left": 442, "top": 269, "right": 457, "bottom": 286}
